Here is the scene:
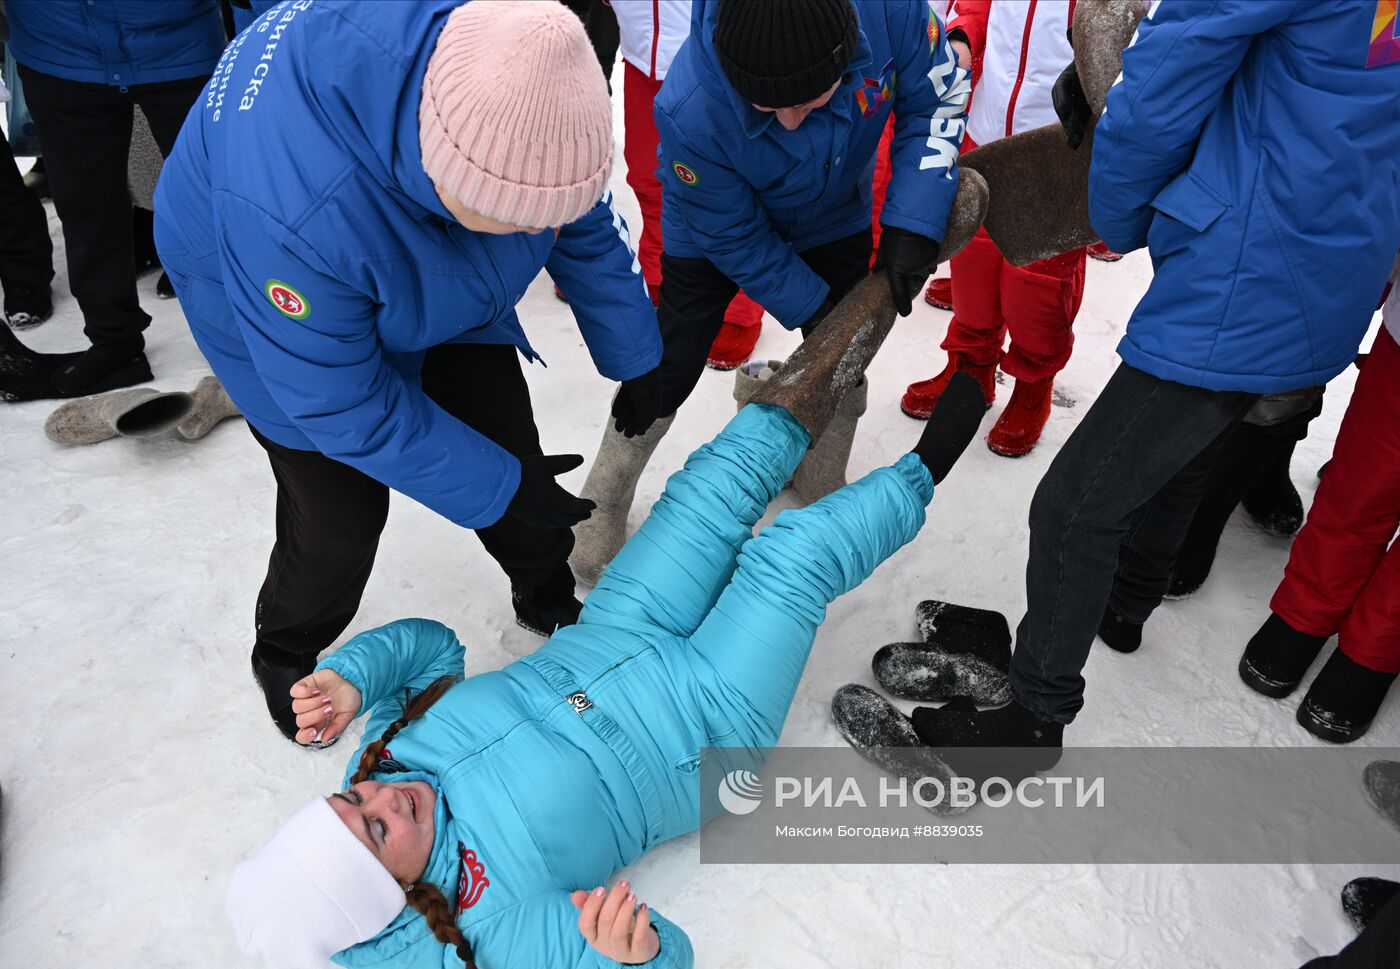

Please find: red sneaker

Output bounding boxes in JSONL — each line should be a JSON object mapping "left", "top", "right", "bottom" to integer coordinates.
{"left": 923, "top": 277, "right": 953, "bottom": 310}
{"left": 1087, "top": 242, "right": 1123, "bottom": 263}
{"left": 900, "top": 351, "right": 997, "bottom": 419}
{"left": 706, "top": 319, "right": 762, "bottom": 371}
{"left": 987, "top": 377, "right": 1053, "bottom": 456}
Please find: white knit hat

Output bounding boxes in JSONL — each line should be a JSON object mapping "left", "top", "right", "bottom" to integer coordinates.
{"left": 226, "top": 798, "right": 407, "bottom": 969}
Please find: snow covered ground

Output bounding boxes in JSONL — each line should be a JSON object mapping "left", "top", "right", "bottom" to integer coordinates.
{"left": 1, "top": 91, "right": 1395, "bottom": 969}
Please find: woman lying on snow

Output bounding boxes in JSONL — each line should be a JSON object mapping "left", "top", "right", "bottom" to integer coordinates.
{"left": 226, "top": 373, "right": 987, "bottom": 969}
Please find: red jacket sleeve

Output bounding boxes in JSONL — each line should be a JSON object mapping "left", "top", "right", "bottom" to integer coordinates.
{"left": 948, "top": 0, "right": 991, "bottom": 86}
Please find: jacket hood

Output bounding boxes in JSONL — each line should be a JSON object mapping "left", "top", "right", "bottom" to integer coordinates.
{"left": 689, "top": 0, "right": 872, "bottom": 138}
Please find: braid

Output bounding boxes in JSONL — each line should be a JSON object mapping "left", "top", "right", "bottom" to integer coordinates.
{"left": 349, "top": 675, "right": 459, "bottom": 785}
{"left": 343, "top": 675, "right": 470, "bottom": 964}
{"left": 407, "top": 882, "right": 476, "bottom": 968}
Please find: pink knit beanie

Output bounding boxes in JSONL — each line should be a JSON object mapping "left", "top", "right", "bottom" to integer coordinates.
{"left": 419, "top": 1, "right": 613, "bottom": 229}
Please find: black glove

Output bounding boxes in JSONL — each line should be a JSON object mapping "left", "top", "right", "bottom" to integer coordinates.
{"left": 798, "top": 295, "right": 837, "bottom": 338}
{"left": 505, "top": 454, "right": 596, "bottom": 529}
{"left": 875, "top": 226, "right": 940, "bottom": 317}
{"left": 1052, "top": 61, "right": 1091, "bottom": 150}
{"left": 611, "top": 367, "right": 662, "bottom": 438}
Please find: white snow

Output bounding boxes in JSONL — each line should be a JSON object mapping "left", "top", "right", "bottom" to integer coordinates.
{"left": 1, "top": 86, "right": 1395, "bottom": 969}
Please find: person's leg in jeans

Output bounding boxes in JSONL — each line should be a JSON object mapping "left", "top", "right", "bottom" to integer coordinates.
{"left": 419, "top": 342, "right": 577, "bottom": 618}
{"left": 0, "top": 132, "right": 54, "bottom": 327}
{"left": 17, "top": 66, "right": 150, "bottom": 392}
{"left": 249, "top": 426, "right": 392, "bottom": 738}
{"left": 1006, "top": 364, "right": 1257, "bottom": 724}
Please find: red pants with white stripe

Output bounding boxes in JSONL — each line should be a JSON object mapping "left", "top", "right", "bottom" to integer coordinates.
{"left": 1271, "top": 326, "right": 1400, "bottom": 673}
{"left": 622, "top": 63, "right": 762, "bottom": 329}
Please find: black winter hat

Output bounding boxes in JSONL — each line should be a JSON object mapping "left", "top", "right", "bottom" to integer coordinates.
{"left": 713, "top": 0, "right": 859, "bottom": 109}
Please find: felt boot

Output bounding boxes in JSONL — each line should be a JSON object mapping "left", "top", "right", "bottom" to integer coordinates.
{"left": 1097, "top": 607, "right": 1144, "bottom": 653}
{"left": 3, "top": 283, "right": 52, "bottom": 330}
{"left": 1296, "top": 650, "right": 1398, "bottom": 744}
{"left": 1363, "top": 760, "right": 1400, "bottom": 834}
{"left": 924, "top": 276, "right": 953, "bottom": 310}
{"left": 706, "top": 319, "right": 762, "bottom": 371}
{"left": 569, "top": 411, "right": 676, "bottom": 586}
{"left": 1239, "top": 612, "right": 1330, "bottom": 699}
{"left": 176, "top": 375, "right": 242, "bottom": 440}
{"left": 911, "top": 696, "right": 1064, "bottom": 785}
{"left": 1086, "top": 241, "right": 1123, "bottom": 262}
{"left": 872, "top": 642, "right": 1013, "bottom": 705}
{"left": 915, "top": 599, "right": 1013, "bottom": 669}
{"left": 1240, "top": 441, "right": 1304, "bottom": 537}
{"left": 901, "top": 351, "right": 996, "bottom": 420}
{"left": 49, "top": 339, "right": 152, "bottom": 399}
{"left": 988, "top": 376, "right": 1053, "bottom": 457}
{"left": 830, "top": 684, "right": 965, "bottom": 815}
{"left": 44, "top": 387, "right": 194, "bottom": 445}
{"left": 792, "top": 376, "right": 867, "bottom": 503}
{"left": 251, "top": 643, "right": 324, "bottom": 746}
{"left": 1343, "top": 878, "right": 1400, "bottom": 932}
{"left": 512, "top": 567, "right": 583, "bottom": 637}
{"left": 0, "top": 323, "right": 82, "bottom": 391}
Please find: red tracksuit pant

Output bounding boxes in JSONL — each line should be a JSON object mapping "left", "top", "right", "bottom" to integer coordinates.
{"left": 622, "top": 63, "right": 762, "bottom": 329}
{"left": 1271, "top": 326, "right": 1400, "bottom": 674}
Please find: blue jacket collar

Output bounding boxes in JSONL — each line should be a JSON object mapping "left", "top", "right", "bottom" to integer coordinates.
{"left": 693, "top": 0, "right": 874, "bottom": 139}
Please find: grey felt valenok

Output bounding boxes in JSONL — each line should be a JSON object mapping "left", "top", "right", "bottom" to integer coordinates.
{"left": 44, "top": 375, "right": 242, "bottom": 446}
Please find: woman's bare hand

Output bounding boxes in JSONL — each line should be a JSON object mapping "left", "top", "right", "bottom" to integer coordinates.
{"left": 570, "top": 880, "right": 660, "bottom": 965}
{"left": 289, "top": 668, "right": 361, "bottom": 746}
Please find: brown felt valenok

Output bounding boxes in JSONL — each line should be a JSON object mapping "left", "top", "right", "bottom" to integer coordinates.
{"left": 955, "top": 0, "right": 1148, "bottom": 267}
{"left": 751, "top": 168, "right": 989, "bottom": 440}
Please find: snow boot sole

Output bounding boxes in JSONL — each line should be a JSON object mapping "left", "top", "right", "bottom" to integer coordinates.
{"left": 872, "top": 642, "right": 1012, "bottom": 705}
{"left": 830, "top": 684, "right": 966, "bottom": 816}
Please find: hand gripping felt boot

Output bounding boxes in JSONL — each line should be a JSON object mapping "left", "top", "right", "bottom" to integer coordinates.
{"left": 176, "top": 375, "right": 242, "bottom": 440}
{"left": 569, "top": 412, "right": 676, "bottom": 586}
{"left": 44, "top": 387, "right": 194, "bottom": 445}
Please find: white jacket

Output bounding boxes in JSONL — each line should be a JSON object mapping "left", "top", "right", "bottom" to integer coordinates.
{"left": 961, "top": 0, "right": 1074, "bottom": 146}
{"left": 611, "top": 0, "right": 692, "bottom": 81}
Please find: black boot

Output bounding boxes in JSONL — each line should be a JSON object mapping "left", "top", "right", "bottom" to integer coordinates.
{"left": 911, "top": 696, "right": 1063, "bottom": 783}
{"left": 3, "top": 283, "right": 52, "bottom": 330}
{"left": 48, "top": 338, "right": 152, "bottom": 398}
{"left": 0, "top": 324, "right": 83, "bottom": 401}
{"left": 1097, "top": 607, "right": 1144, "bottom": 653}
{"left": 1296, "top": 650, "right": 1397, "bottom": 744}
{"left": 1342, "top": 877, "right": 1400, "bottom": 932}
{"left": 1239, "top": 613, "right": 1329, "bottom": 698}
{"left": 914, "top": 599, "right": 1012, "bottom": 669}
{"left": 1363, "top": 760, "right": 1400, "bottom": 833}
{"left": 156, "top": 272, "right": 175, "bottom": 299}
{"left": 1240, "top": 440, "right": 1304, "bottom": 537}
{"left": 831, "top": 684, "right": 962, "bottom": 813}
{"left": 512, "top": 567, "right": 582, "bottom": 636}
{"left": 872, "top": 642, "right": 1012, "bottom": 705}
{"left": 251, "top": 643, "right": 321, "bottom": 745}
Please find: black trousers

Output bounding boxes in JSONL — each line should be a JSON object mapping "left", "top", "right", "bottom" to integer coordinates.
{"left": 250, "top": 343, "right": 574, "bottom": 660}
{"left": 17, "top": 66, "right": 207, "bottom": 347}
{"left": 656, "top": 228, "right": 872, "bottom": 416}
{"left": 1301, "top": 890, "right": 1400, "bottom": 968}
{"left": 0, "top": 132, "right": 53, "bottom": 301}
{"left": 1008, "top": 363, "right": 1258, "bottom": 723}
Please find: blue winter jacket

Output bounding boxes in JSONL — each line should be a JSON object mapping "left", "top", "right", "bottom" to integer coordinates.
{"left": 1091, "top": 0, "right": 1400, "bottom": 393}
{"left": 654, "top": 0, "right": 970, "bottom": 329}
{"left": 154, "top": 0, "right": 660, "bottom": 530}
{"left": 231, "top": 0, "right": 282, "bottom": 35}
{"left": 5, "top": 0, "right": 225, "bottom": 87}
{"left": 313, "top": 405, "right": 935, "bottom": 969}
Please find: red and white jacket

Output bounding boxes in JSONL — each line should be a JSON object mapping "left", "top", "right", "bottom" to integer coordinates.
{"left": 609, "top": 0, "right": 692, "bottom": 82}
{"left": 951, "top": 0, "right": 1075, "bottom": 146}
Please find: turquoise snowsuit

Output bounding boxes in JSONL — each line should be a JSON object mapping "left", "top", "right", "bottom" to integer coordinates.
{"left": 322, "top": 405, "right": 934, "bottom": 968}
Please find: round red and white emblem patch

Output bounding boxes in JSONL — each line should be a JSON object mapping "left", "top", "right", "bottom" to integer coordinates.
{"left": 264, "top": 279, "right": 311, "bottom": 320}
{"left": 672, "top": 161, "right": 699, "bottom": 186}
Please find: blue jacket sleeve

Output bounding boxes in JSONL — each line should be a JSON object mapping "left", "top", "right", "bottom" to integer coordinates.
{"left": 1089, "top": 0, "right": 1297, "bottom": 253}
{"left": 470, "top": 891, "right": 694, "bottom": 969}
{"left": 653, "top": 109, "right": 828, "bottom": 329}
{"left": 546, "top": 191, "right": 663, "bottom": 381}
{"left": 881, "top": 3, "right": 972, "bottom": 244}
{"left": 217, "top": 194, "right": 522, "bottom": 529}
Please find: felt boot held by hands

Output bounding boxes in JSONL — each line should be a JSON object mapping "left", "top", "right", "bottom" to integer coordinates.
{"left": 44, "top": 387, "right": 194, "bottom": 445}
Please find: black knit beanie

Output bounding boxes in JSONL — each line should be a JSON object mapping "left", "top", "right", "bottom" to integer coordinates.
{"left": 714, "top": 0, "right": 859, "bottom": 109}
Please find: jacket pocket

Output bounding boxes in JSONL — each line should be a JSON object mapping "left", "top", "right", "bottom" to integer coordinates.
{"left": 1149, "top": 170, "right": 1232, "bottom": 233}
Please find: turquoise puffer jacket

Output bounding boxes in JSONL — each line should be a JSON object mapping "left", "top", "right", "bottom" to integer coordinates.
{"left": 318, "top": 404, "right": 935, "bottom": 968}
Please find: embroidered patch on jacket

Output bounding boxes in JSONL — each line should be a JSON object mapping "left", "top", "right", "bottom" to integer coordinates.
{"left": 264, "top": 279, "right": 310, "bottom": 319}
{"left": 454, "top": 843, "right": 490, "bottom": 913}
{"left": 672, "top": 161, "right": 699, "bottom": 186}
{"left": 927, "top": 8, "right": 941, "bottom": 53}
{"left": 1366, "top": 0, "right": 1400, "bottom": 68}
{"left": 855, "top": 58, "right": 897, "bottom": 118}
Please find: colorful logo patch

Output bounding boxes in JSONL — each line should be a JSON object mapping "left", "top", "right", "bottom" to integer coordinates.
{"left": 928, "top": 8, "right": 941, "bottom": 53}
{"left": 264, "top": 279, "right": 310, "bottom": 319}
{"left": 855, "top": 58, "right": 897, "bottom": 118}
{"left": 454, "top": 843, "right": 490, "bottom": 913}
{"left": 1366, "top": 0, "right": 1400, "bottom": 68}
{"left": 672, "top": 161, "right": 699, "bottom": 186}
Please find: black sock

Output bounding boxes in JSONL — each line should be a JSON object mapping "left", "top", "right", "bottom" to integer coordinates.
{"left": 911, "top": 371, "right": 987, "bottom": 484}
